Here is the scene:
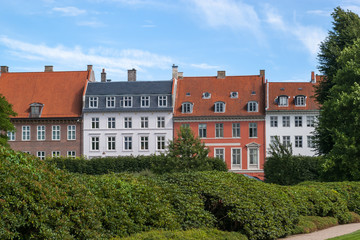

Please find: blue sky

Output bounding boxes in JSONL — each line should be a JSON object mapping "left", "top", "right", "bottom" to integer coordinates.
{"left": 0, "top": 0, "right": 359, "bottom": 82}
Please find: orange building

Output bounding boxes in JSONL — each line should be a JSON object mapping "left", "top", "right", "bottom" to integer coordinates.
{"left": 173, "top": 68, "right": 266, "bottom": 179}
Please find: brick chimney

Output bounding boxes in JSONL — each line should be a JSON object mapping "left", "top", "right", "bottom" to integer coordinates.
{"left": 44, "top": 65, "right": 53, "bottom": 72}
{"left": 101, "top": 68, "right": 106, "bottom": 82}
{"left": 87, "top": 65, "right": 93, "bottom": 71}
{"left": 1, "top": 66, "right": 9, "bottom": 73}
{"left": 217, "top": 71, "right": 225, "bottom": 79}
{"left": 310, "top": 71, "right": 316, "bottom": 83}
{"left": 178, "top": 72, "right": 183, "bottom": 80}
{"left": 260, "top": 69, "right": 265, "bottom": 78}
{"left": 172, "top": 64, "right": 178, "bottom": 79}
{"left": 128, "top": 68, "right": 136, "bottom": 82}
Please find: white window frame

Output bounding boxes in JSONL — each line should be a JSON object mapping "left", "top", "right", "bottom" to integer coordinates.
{"left": 307, "top": 116, "right": 315, "bottom": 127}
{"left": 52, "top": 151, "right": 60, "bottom": 157}
{"left": 215, "top": 148, "right": 225, "bottom": 161}
{"left": 231, "top": 148, "right": 241, "bottom": 170}
{"left": 91, "top": 136, "right": 100, "bottom": 151}
{"left": 67, "top": 125, "right": 76, "bottom": 140}
{"left": 282, "top": 116, "right": 290, "bottom": 127}
{"left": 214, "top": 101, "right": 225, "bottom": 113}
{"left": 249, "top": 123, "right": 257, "bottom": 138}
{"left": 22, "top": 126, "right": 30, "bottom": 141}
{"left": 278, "top": 96, "right": 288, "bottom": 106}
{"left": 295, "top": 116, "right": 303, "bottom": 127}
{"left": 120, "top": 96, "right": 133, "bottom": 108}
{"left": 52, "top": 125, "right": 60, "bottom": 141}
{"left": 307, "top": 135, "right": 315, "bottom": 148}
{"left": 295, "top": 95, "right": 306, "bottom": 106}
{"left": 89, "top": 97, "right": 98, "bottom": 108}
{"left": 141, "top": 117, "right": 149, "bottom": 128}
{"left": 270, "top": 116, "right": 278, "bottom": 127}
{"left": 124, "top": 117, "right": 132, "bottom": 129}
{"left": 108, "top": 117, "right": 116, "bottom": 129}
{"left": 157, "top": 116, "right": 165, "bottom": 128}
{"left": 182, "top": 102, "right": 193, "bottom": 113}
{"left": 283, "top": 136, "right": 291, "bottom": 146}
{"left": 106, "top": 96, "right": 116, "bottom": 108}
{"left": 107, "top": 136, "right": 116, "bottom": 151}
{"left": 67, "top": 151, "right": 76, "bottom": 158}
{"left": 248, "top": 147, "right": 259, "bottom": 170}
{"left": 91, "top": 118, "right": 99, "bottom": 129}
{"left": 141, "top": 96, "right": 150, "bottom": 107}
{"left": 232, "top": 123, "right": 240, "bottom": 138}
{"left": 158, "top": 96, "right": 167, "bottom": 107}
{"left": 140, "top": 135, "right": 149, "bottom": 151}
{"left": 37, "top": 125, "right": 45, "bottom": 141}
{"left": 215, "top": 123, "right": 224, "bottom": 138}
{"left": 7, "top": 131, "right": 15, "bottom": 141}
{"left": 156, "top": 135, "right": 166, "bottom": 150}
{"left": 123, "top": 136, "right": 133, "bottom": 151}
{"left": 199, "top": 123, "right": 207, "bottom": 138}
{"left": 37, "top": 151, "right": 45, "bottom": 160}
{"left": 248, "top": 101, "right": 258, "bottom": 112}
{"left": 295, "top": 136, "right": 303, "bottom": 148}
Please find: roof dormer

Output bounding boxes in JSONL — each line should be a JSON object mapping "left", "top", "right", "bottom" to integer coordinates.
{"left": 29, "top": 103, "right": 44, "bottom": 118}
{"left": 294, "top": 95, "right": 306, "bottom": 106}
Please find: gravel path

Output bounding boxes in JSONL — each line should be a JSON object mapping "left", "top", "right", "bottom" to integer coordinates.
{"left": 279, "top": 223, "right": 360, "bottom": 240}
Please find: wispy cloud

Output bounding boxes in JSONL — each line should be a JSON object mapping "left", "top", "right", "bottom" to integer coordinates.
{"left": 306, "top": 10, "right": 331, "bottom": 17}
{"left": 77, "top": 20, "right": 105, "bottom": 27}
{"left": 190, "top": 63, "right": 220, "bottom": 70}
{"left": 52, "top": 6, "right": 86, "bottom": 16}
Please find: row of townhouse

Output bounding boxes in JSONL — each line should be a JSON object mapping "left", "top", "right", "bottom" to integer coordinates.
{"left": 0, "top": 65, "right": 321, "bottom": 179}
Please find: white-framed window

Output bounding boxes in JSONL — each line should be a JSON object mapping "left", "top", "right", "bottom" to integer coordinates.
{"left": 22, "top": 126, "right": 30, "bottom": 141}
{"left": 89, "top": 97, "right": 98, "bottom": 108}
{"left": 295, "top": 116, "right": 303, "bottom": 127}
{"left": 140, "top": 136, "right": 149, "bottom": 150}
{"left": 215, "top": 123, "right": 223, "bottom": 138}
{"left": 91, "top": 136, "right": 100, "bottom": 151}
{"left": 37, "top": 125, "right": 45, "bottom": 141}
{"left": 141, "top": 96, "right": 150, "bottom": 107}
{"left": 182, "top": 102, "right": 193, "bottom": 113}
{"left": 230, "top": 92, "right": 238, "bottom": 98}
{"left": 108, "top": 117, "right": 116, "bottom": 129}
{"left": 248, "top": 148, "right": 259, "bottom": 169}
{"left": 91, "top": 118, "right": 99, "bottom": 129}
{"left": 215, "top": 148, "right": 225, "bottom": 160}
{"left": 248, "top": 101, "right": 258, "bottom": 112}
{"left": 124, "top": 136, "right": 132, "bottom": 150}
{"left": 202, "top": 92, "right": 211, "bottom": 99}
{"left": 295, "top": 95, "right": 306, "bottom": 106}
{"left": 52, "top": 125, "right": 60, "bottom": 141}
{"left": 106, "top": 96, "right": 116, "bottom": 108}
{"left": 214, "top": 102, "right": 225, "bottom": 113}
{"left": 157, "top": 116, "right": 165, "bottom": 128}
{"left": 124, "top": 117, "right": 132, "bottom": 129}
{"left": 199, "top": 124, "right": 207, "bottom": 138}
{"left": 307, "top": 135, "right": 315, "bottom": 148}
{"left": 282, "top": 116, "right": 290, "bottom": 127}
{"left": 158, "top": 96, "right": 167, "bottom": 107}
{"left": 67, "top": 125, "right": 76, "bottom": 140}
{"left": 231, "top": 148, "right": 241, "bottom": 170}
{"left": 141, "top": 117, "right": 149, "bottom": 128}
{"left": 283, "top": 136, "right": 291, "bottom": 146}
{"left": 295, "top": 136, "right": 303, "bottom": 148}
{"left": 52, "top": 151, "right": 60, "bottom": 157}
{"left": 67, "top": 151, "right": 76, "bottom": 158}
{"left": 156, "top": 136, "right": 166, "bottom": 150}
{"left": 120, "top": 96, "right": 133, "bottom": 108}
{"left": 270, "top": 116, "right": 278, "bottom": 127}
{"left": 232, "top": 123, "right": 240, "bottom": 138}
{"left": 107, "top": 136, "right": 116, "bottom": 151}
{"left": 307, "top": 116, "right": 315, "bottom": 127}
{"left": 37, "top": 151, "right": 45, "bottom": 160}
{"left": 278, "top": 96, "right": 288, "bottom": 106}
{"left": 249, "top": 123, "right": 257, "bottom": 138}
{"left": 7, "top": 131, "right": 15, "bottom": 141}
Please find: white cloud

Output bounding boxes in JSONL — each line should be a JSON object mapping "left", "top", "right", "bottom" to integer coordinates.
{"left": 52, "top": 6, "right": 86, "bottom": 16}
{"left": 77, "top": 21, "right": 105, "bottom": 27}
{"left": 306, "top": 10, "right": 331, "bottom": 17}
{"left": 190, "top": 63, "right": 220, "bottom": 70}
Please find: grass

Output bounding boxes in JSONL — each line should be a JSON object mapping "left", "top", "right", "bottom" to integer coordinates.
{"left": 327, "top": 230, "right": 360, "bottom": 240}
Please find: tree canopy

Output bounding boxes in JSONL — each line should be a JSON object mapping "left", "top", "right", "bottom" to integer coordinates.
{"left": 0, "top": 94, "right": 16, "bottom": 146}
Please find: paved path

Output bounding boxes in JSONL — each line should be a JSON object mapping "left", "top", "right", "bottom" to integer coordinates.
{"left": 279, "top": 223, "right": 360, "bottom": 240}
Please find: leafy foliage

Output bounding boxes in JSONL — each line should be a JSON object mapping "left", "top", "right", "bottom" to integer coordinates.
{"left": 0, "top": 94, "right": 16, "bottom": 146}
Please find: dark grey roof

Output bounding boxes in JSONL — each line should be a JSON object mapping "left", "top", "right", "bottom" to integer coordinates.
{"left": 86, "top": 80, "right": 173, "bottom": 95}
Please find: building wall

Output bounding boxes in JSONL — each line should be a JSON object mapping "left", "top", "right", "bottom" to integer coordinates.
{"left": 83, "top": 111, "right": 173, "bottom": 158}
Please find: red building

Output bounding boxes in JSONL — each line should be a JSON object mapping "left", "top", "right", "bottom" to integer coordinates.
{"left": 173, "top": 69, "right": 266, "bottom": 179}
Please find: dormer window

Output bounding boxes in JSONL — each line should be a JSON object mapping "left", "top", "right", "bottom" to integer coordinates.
{"left": 29, "top": 103, "right": 44, "bottom": 118}
{"left": 120, "top": 96, "right": 133, "bottom": 108}
{"left": 247, "top": 101, "right": 258, "bottom": 112}
{"left": 230, "top": 92, "right": 238, "bottom": 98}
{"left": 277, "top": 95, "right": 288, "bottom": 106}
{"left": 214, "top": 102, "right": 225, "bottom": 113}
{"left": 182, "top": 102, "right": 193, "bottom": 113}
{"left": 106, "top": 96, "right": 115, "bottom": 108}
{"left": 158, "top": 95, "right": 167, "bottom": 107}
{"left": 202, "top": 92, "right": 211, "bottom": 99}
{"left": 89, "top": 97, "right": 98, "bottom": 108}
{"left": 295, "top": 95, "right": 306, "bottom": 106}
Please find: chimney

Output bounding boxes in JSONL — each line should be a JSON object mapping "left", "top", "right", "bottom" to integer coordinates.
{"left": 1, "top": 66, "right": 9, "bottom": 73}
{"left": 172, "top": 64, "right": 178, "bottom": 79}
{"left": 217, "top": 71, "right": 225, "bottom": 79}
{"left": 178, "top": 72, "right": 183, "bottom": 80}
{"left": 260, "top": 69, "right": 265, "bottom": 78}
{"left": 311, "top": 71, "right": 316, "bottom": 83}
{"left": 101, "top": 68, "right": 106, "bottom": 82}
{"left": 87, "top": 65, "right": 93, "bottom": 71}
{"left": 128, "top": 68, "right": 136, "bottom": 82}
{"left": 44, "top": 65, "right": 53, "bottom": 72}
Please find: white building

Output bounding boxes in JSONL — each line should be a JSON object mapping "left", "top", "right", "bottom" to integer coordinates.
{"left": 83, "top": 69, "right": 174, "bottom": 158}
{"left": 265, "top": 72, "right": 321, "bottom": 156}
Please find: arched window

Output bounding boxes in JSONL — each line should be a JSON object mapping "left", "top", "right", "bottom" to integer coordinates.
{"left": 277, "top": 95, "right": 288, "bottom": 106}
{"left": 29, "top": 102, "right": 44, "bottom": 118}
{"left": 294, "top": 95, "right": 306, "bottom": 106}
{"left": 214, "top": 101, "right": 225, "bottom": 113}
{"left": 181, "top": 102, "right": 193, "bottom": 113}
{"left": 247, "top": 101, "right": 258, "bottom": 112}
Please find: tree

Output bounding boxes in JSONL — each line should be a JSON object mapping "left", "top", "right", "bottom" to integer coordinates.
{"left": 0, "top": 94, "right": 16, "bottom": 146}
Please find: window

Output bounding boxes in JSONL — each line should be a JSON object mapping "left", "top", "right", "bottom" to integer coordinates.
{"left": 202, "top": 92, "right": 211, "bottom": 99}
{"left": 107, "top": 136, "right": 116, "bottom": 150}
{"left": 141, "top": 96, "right": 150, "bottom": 107}
{"left": 106, "top": 96, "right": 116, "bottom": 108}
{"left": 37, "top": 125, "right": 45, "bottom": 141}
{"left": 157, "top": 136, "right": 166, "bottom": 150}
{"left": 124, "top": 136, "right": 132, "bottom": 150}
{"left": 52, "top": 151, "right": 60, "bottom": 157}
{"left": 124, "top": 117, "right": 132, "bottom": 129}
{"left": 92, "top": 118, "right": 99, "bottom": 129}
{"left": 270, "top": 136, "right": 278, "bottom": 145}
{"left": 307, "top": 116, "right": 315, "bottom": 127}
{"left": 215, "top": 123, "right": 224, "bottom": 138}
{"left": 157, "top": 116, "right": 165, "bottom": 128}
{"left": 89, "top": 97, "right": 98, "bottom": 108}
{"left": 295, "top": 95, "right": 306, "bottom": 106}
{"left": 30, "top": 103, "right": 43, "bottom": 118}
{"left": 52, "top": 126, "right": 60, "bottom": 140}
{"left": 232, "top": 148, "right": 241, "bottom": 169}
{"left": 108, "top": 117, "right": 116, "bottom": 129}
{"left": 22, "top": 126, "right": 30, "bottom": 141}
{"left": 295, "top": 116, "right": 303, "bottom": 127}
{"left": 7, "top": 131, "right": 15, "bottom": 141}
{"left": 249, "top": 148, "right": 259, "bottom": 169}
{"left": 295, "top": 136, "right": 303, "bottom": 148}
{"left": 248, "top": 101, "right": 258, "bottom": 112}
{"left": 37, "top": 151, "right": 45, "bottom": 160}
{"left": 67, "top": 125, "right": 76, "bottom": 140}
{"left": 278, "top": 96, "right": 288, "bottom": 106}
{"left": 141, "top": 117, "right": 149, "bottom": 128}
{"left": 140, "top": 136, "right": 149, "bottom": 150}
{"left": 214, "top": 102, "right": 225, "bottom": 113}
{"left": 120, "top": 96, "right": 133, "bottom": 108}
{"left": 158, "top": 96, "right": 167, "bottom": 107}
{"left": 215, "top": 148, "right": 225, "bottom": 160}
{"left": 182, "top": 102, "right": 193, "bottom": 113}
{"left": 91, "top": 136, "right": 99, "bottom": 151}
{"left": 249, "top": 123, "right": 257, "bottom": 138}
{"left": 230, "top": 92, "right": 238, "bottom": 98}
{"left": 199, "top": 124, "right": 207, "bottom": 138}
{"left": 282, "top": 116, "right": 290, "bottom": 127}
{"left": 181, "top": 124, "right": 190, "bottom": 128}
{"left": 270, "top": 116, "right": 278, "bottom": 127}
{"left": 307, "top": 136, "right": 315, "bottom": 148}
{"left": 283, "top": 136, "right": 291, "bottom": 146}
{"left": 67, "top": 151, "right": 76, "bottom": 158}
{"left": 232, "top": 123, "right": 240, "bottom": 138}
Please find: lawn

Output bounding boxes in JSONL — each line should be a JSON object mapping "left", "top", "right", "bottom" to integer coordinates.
{"left": 328, "top": 230, "right": 360, "bottom": 240}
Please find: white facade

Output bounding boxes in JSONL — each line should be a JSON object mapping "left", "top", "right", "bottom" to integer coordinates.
{"left": 83, "top": 111, "right": 173, "bottom": 158}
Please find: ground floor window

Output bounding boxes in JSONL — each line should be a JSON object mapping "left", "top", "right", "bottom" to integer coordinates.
{"left": 37, "top": 151, "right": 45, "bottom": 160}
{"left": 52, "top": 151, "right": 60, "bottom": 157}
{"left": 67, "top": 151, "right": 76, "bottom": 158}
{"left": 231, "top": 148, "right": 241, "bottom": 169}
{"left": 215, "top": 148, "right": 225, "bottom": 161}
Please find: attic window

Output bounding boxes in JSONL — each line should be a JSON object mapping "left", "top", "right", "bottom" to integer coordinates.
{"left": 247, "top": 101, "right": 258, "bottom": 112}
{"left": 280, "top": 88, "right": 285, "bottom": 91}
{"left": 251, "top": 91, "right": 256, "bottom": 95}
{"left": 298, "top": 88, "right": 303, "bottom": 91}
{"left": 295, "top": 95, "right": 306, "bottom": 106}
{"left": 182, "top": 102, "right": 193, "bottom": 113}
{"left": 202, "top": 92, "right": 211, "bottom": 99}
{"left": 214, "top": 102, "right": 225, "bottom": 113}
{"left": 230, "top": 92, "right": 238, "bottom": 98}
{"left": 277, "top": 95, "right": 289, "bottom": 106}
{"left": 29, "top": 103, "right": 44, "bottom": 118}
{"left": 186, "top": 92, "right": 191, "bottom": 96}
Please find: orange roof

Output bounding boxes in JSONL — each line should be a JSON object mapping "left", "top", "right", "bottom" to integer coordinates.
{"left": 174, "top": 74, "right": 265, "bottom": 117}
{"left": 0, "top": 71, "right": 90, "bottom": 118}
